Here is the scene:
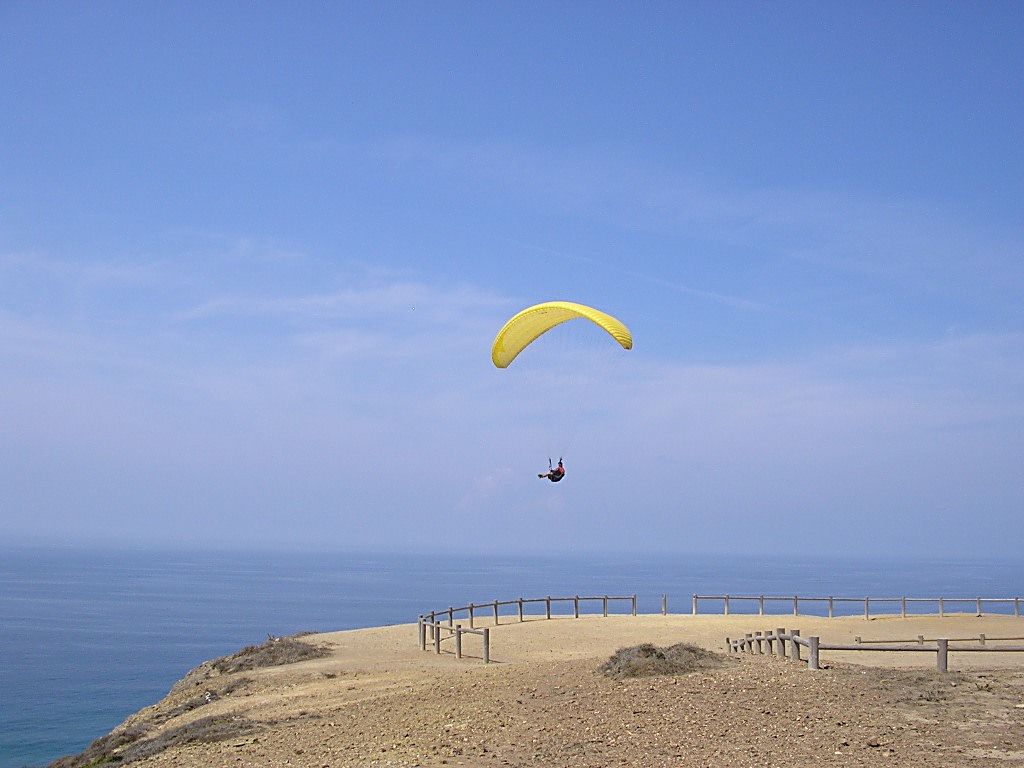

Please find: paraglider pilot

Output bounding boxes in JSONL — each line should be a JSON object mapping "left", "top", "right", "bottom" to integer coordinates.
{"left": 538, "top": 458, "right": 565, "bottom": 482}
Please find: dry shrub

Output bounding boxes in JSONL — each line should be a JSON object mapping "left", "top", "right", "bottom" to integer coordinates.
{"left": 211, "top": 635, "right": 329, "bottom": 674}
{"left": 600, "top": 642, "right": 722, "bottom": 680}
{"left": 48, "top": 632, "right": 323, "bottom": 767}
{"left": 120, "top": 714, "right": 260, "bottom": 763}
{"left": 159, "top": 676, "right": 252, "bottom": 723}
{"left": 48, "top": 723, "right": 149, "bottom": 768}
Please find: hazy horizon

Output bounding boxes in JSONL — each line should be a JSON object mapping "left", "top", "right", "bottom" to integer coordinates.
{"left": 2, "top": 4, "right": 1022, "bottom": 559}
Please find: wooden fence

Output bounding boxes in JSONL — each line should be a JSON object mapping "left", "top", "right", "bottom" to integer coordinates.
{"left": 416, "top": 594, "right": 638, "bottom": 664}
{"left": 694, "top": 594, "right": 1023, "bottom": 619}
{"left": 419, "top": 619, "right": 491, "bottom": 663}
{"left": 853, "top": 633, "right": 1024, "bottom": 645}
{"left": 414, "top": 592, "right": 1022, "bottom": 664}
{"left": 727, "top": 627, "right": 1024, "bottom": 672}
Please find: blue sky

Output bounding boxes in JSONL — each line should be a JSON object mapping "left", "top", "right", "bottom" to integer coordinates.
{"left": 2, "top": 2, "right": 1022, "bottom": 556}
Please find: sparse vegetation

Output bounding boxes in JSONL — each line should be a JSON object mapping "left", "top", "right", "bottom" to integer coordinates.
{"left": 116, "top": 714, "right": 261, "bottom": 763}
{"left": 158, "top": 676, "right": 252, "bottom": 724}
{"left": 600, "top": 642, "right": 722, "bottom": 679}
{"left": 48, "top": 633, "right": 326, "bottom": 768}
{"left": 210, "top": 634, "right": 329, "bottom": 674}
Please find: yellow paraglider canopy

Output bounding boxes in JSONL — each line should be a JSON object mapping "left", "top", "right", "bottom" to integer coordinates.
{"left": 491, "top": 301, "right": 632, "bottom": 368}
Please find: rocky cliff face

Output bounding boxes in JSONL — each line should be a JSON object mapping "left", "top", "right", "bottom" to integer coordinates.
{"left": 48, "top": 634, "right": 329, "bottom": 768}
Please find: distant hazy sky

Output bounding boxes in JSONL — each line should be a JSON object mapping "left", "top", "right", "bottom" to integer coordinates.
{"left": 2, "top": 2, "right": 1021, "bottom": 556}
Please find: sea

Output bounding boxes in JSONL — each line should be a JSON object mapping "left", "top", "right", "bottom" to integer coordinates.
{"left": 1, "top": 545, "right": 1022, "bottom": 768}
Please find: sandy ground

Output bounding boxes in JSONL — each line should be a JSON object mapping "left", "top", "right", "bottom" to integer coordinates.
{"left": 60, "top": 612, "right": 1024, "bottom": 767}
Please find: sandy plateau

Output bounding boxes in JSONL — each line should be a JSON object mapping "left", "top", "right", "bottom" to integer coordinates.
{"left": 53, "top": 613, "right": 1024, "bottom": 767}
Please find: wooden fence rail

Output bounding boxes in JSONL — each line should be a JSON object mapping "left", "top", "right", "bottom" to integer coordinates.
{"left": 726, "top": 628, "right": 1024, "bottom": 673}
{"left": 422, "top": 594, "right": 638, "bottom": 634}
{"left": 854, "top": 634, "right": 1024, "bottom": 645}
{"left": 418, "top": 619, "right": 490, "bottom": 663}
{"left": 415, "top": 592, "right": 1021, "bottom": 663}
{"left": 694, "top": 594, "right": 1022, "bottom": 619}
{"left": 416, "top": 594, "right": 639, "bottom": 662}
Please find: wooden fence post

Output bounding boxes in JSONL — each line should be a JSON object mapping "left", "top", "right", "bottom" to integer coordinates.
{"left": 429, "top": 612, "right": 436, "bottom": 640}
{"left": 574, "top": 595, "right": 580, "bottom": 619}
{"left": 754, "top": 631, "right": 763, "bottom": 654}
{"left": 744, "top": 633, "right": 753, "bottom": 653}
{"left": 1016, "top": 597, "right": 1021, "bottom": 617}
{"left": 448, "top": 607, "right": 454, "bottom": 626}
{"left": 725, "top": 636, "right": 731, "bottom": 653}
{"left": 518, "top": 598, "right": 524, "bottom": 622}
{"left": 455, "top": 625, "right": 463, "bottom": 659}
{"left": 864, "top": 597, "right": 870, "bottom": 620}
{"left": 901, "top": 596, "right": 907, "bottom": 618}
{"left": 662, "top": 594, "right": 667, "bottom": 615}
{"left": 632, "top": 594, "right": 638, "bottom": 616}
{"left": 765, "top": 628, "right": 775, "bottom": 654}
{"left": 976, "top": 597, "right": 982, "bottom": 616}
{"left": 483, "top": 628, "right": 490, "bottom": 664}
{"left": 776, "top": 628, "right": 787, "bottom": 656}
{"left": 759, "top": 595, "right": 765, "bottom": 615}
{"left": 692, "top": 593, "right": 698, "bottom": 615}
{"left": 809, "top": 636, "right": 820, "bottom": 670}
{"left": 434, "top": 624, "right": 441, "bottom": 654}
{"left": 724, "top": 595, "right": 730, "bottom": 615}
{"left": 603, "top": 595, "right": 608, "bottom": 617}
{"left": 546, "top": 596, "right": 552, "bottom": 620}
{"left": 939, "top": 597, "right": 945, "bottom": 617}
{"left": 789, "top": 629, "right": 801, "bottom": 661}
{"left": 468, "top": 603, "right": 474, "bottom": 628}
{"left": 793, "top": 595, "right": 799, "bottom": 616}
{"left": 937, "top": 638, "right": 948, "bottom": 673}
{"left": 418, "top": 617, "right": 425, "bottom": 650}
{"left": 493, "top": 600, "right": 499, "bottom": 625}
{"left": 828, "top": 596, "right": 834, "bottom": 619}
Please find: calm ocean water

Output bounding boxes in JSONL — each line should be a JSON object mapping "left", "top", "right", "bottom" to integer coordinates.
{"left": 1, "top": 545, "right": 1021, "bottom": 767}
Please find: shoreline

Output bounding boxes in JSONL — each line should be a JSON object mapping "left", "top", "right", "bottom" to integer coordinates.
{"left": 50, "top": 613, "right": 1024, "bottom": 767}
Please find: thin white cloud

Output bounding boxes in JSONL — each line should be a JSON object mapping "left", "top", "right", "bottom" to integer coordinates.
{"left": 458, "top": 466, "right": 515, "bottom": 510}
{"left": 0, "top": 251, "right": 163, "bottom": 286}
{"left": 3, "top": 229, "right": 1021, "bottom": 554}
{"left": 518, "top": 243, "right": 769, "bottom": 311}
{"left": 367, "top": 137, "right": 1024, "bottom": 300}
{"left": 3, "top": 294, "right": 1021, "bottom": 554}
{"left": 175, "top": 281, "right": 512, "bottom": 324}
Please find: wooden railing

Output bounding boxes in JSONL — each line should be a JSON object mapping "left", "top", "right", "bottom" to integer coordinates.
{"left": 413, "top": 592, "right": 1022, "bottom": 664}
{"left": 416, "top": 594, "right": 638, "bottom": 663}
{"left": 853, "top": 633, "right": 1024, "bottom": 645}
{"left": 727, "top": 627, "right": 1024, "bottom": 672}
{"left": 421, "top": 594, "right": 638, "bottom": 630}
{"left": 693, "top": 594, "right": 1023, "bottom": 619}
{"left": 419, "top": 619, "right": 490, "bottom": 663}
